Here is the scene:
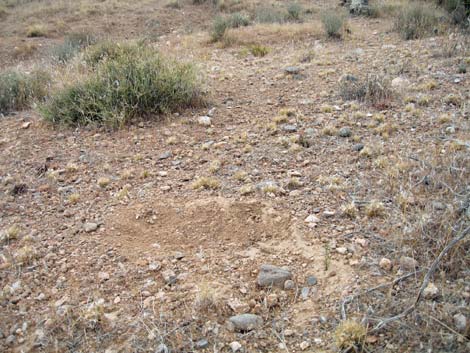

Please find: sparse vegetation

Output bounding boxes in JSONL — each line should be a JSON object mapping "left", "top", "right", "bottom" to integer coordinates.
{"left": 394, "top": 1, "right": 443, "bottom": 40}
{"left": 249, "top": 44, "right": 269, "bottom": 57}
{"left": 0, "top": 69, "right": 50, "bottom": 114}
{"left": 26, "top": 24, "right": 48, "bottom": 37}
{"left": 51, "top": 32, "right": 95, "bottom": 63}
{"left": 339, "top": 74, "right": 394, "bottom": 106}
{"left": 320, "top": 10, "right": 345, "bottom": 38}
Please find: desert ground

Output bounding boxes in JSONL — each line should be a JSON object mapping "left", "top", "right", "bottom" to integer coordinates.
{"left": 0, "top": 1, "right": 469, "bottom": 352}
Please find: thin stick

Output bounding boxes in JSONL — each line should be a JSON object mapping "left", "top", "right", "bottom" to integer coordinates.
{"left": 372, "top": 225, "right": 470, "bottom": 331}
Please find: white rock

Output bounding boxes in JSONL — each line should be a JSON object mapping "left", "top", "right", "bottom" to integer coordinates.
{"left": 198, "top": 116, "right": 212, "bottom": 126}
{"left": 423, "top": 282, "right": 439, "bottom": 299}
{"left": 98, "top": 272, "right": 110, "bottom": 281}
{"left": 379, "top": 258, "right": 392, "bottom": 271}
{"left": 453, "top": 313, "right": 467, "bottom": 333}
{"left": 300, "top": 341, "right": 310, "bottom": 350}
{"left": 83, "top": 222, "right": 98, "bottom": 233}
{"left": 304, "top": 214, "right": 320, "bottom": 224}
{"left": 230, "top": 341, "right": 242, "bottom": 352}
{"left": 336, "top": 247, "right": 348, "bottom": 255}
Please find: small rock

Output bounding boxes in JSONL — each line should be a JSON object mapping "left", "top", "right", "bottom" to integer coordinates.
{"left": 21, "top": 122, "right": 31, "bottom": 129}
{"left": 453, "top": 313, "right": 467, "bottom": 333}
{"left": 284, "top": 279, "right": 295, "bottom": 290}
{"left": 229, "top": 314, "right": 263, "bottom": 332}
{"left": 281, "top": 124, "right": 297, "bottom": 132}
{"left": 229, "top": 341, "right": 242, "bottom": 352}
{"left": 423, "top": 282, "right": 439, "bottom": 299}
{"left": 195, "top": 339, "right": 209, "bottom": 350}
{"left": 257, "top": 264, "right": 292, "bottom": 288}
{"left": 336, "top": 247, "right": 348, "bottom": 255}
{"left": 391, "top": 77, "right": 410, "bottom": 91}
{"left": 339, "top": 127, "right": 352, "bottom": 138}
{"left": 174, "top": 252, "right": 185, "bottom": 260}
{"left": 284, "top": 66, "right": 301, "bottom": 75}
{"left": 306, "top": 275, "right": 317, "bottom": 286}
{"left": 98, "top": 272, "right": 110, "bottom": 281}
{"left": 83, "top": 222, "right": 98, "bottom": 233}
{"left": 379, "top": 258, "right": 392, "bottom": 271}
{"left": 198, "top": 116, "right": 212, "bottom": 126}
{"left": 305, "top": 214, "right": 320, "bottom": 224}
{"left": 300, "top": 341, "right": 310, "bottom": 350}
{"left": 158, "top": 151, "right": 172, "bottom": 160}
{"left": 301, "top": 287, "right": 310, "bottom": 300}
{"left": 353, "top": 143, "right": 364, "bottom": 152}
{"left": 399, "top": 256, "right": 418, "bottom": 270}
{"left": 162, "top": 269, "right": 177, "bottom": 285}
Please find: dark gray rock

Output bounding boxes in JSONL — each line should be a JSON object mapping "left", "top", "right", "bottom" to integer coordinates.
{"left": 257, "top": 264, "right": 292, "bottom": 288}
{"left": 353, "top": 143, "right": 364, "bottom": 152}
{"left": 339, "top": 127, "right": 352, "bottom": 137}
{"left": 229, "top": 314, "right": 263, "bottom": 332}
{"left": 284, "top": 66, "right": 301, "bottom": 75}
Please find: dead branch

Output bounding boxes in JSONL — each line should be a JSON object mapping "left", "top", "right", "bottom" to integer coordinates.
{"left": 371, "top": 225, "right": 470, "bottom": 331}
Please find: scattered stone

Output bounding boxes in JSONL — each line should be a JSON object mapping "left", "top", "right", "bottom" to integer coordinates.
{"left": 162, "top": 269, "right": 177, "bottom": 285}
{"left": 257, "top": 264, "right": 292, "bottom": 288}
{"left": 339, "top": 127, "right": 352, "bottom": 137}
{"left": 353, "top": 143, "right": 364, "bottom": 152}
{"left": 305, "top": 214, "right": 320, "bottom": 224}
{"left": 453, "top": 313, "right": 467, "bottom": 333}
{"left": 301, "top": 287, "right": 310, "bottom": 300}
{"left": 281, "top": 124, "right": 297, "bottom": 132}
{"left": 423, "top": 282, "right": 439, "bottom": 299}
{"left": 158, "top": 151, "right": 172, "bottom": 160}
{"left": 399, "top": 256, "right": 418, "bottom": 270}
{"left": 229, "top": 314, "right": 263, "bottom": 332}
{"left": 300, "top": 341, "right": 310, "bottom": 350}
{"left": 323, "top": 210, "right": 335, "bottom": 217}
{"left": 98, "top": 272, "right": 110, "bottom": 281}
{"left": 336, "top": 247, "right": 348, "bottom": 255}
{"left": 198, "top": 116, "right": 212, "bottom": 126}
{"left": 83, "top": 222, "right": 98, "bottom": 233}
{"left": 284, "top": 280, "right": 295, "bottom": 290}
{"left": 229, "top": 341, "right": 242, "bottom": 352}
{"left": 379, "top": 258, "right": 392, "bottom": 271}
{"left": 174, "top": 252, "right": 185, "bottom": 260}
{"left": 21, "top": 122, "right": 31, "bottom": 129}
{"left": 195, "top": 339, "right": 209, "bottom": 350}
{"left": 284, "top": 66, "right": 301, "bottom": 75}
{"left": 306, "top": 275, "right": 317, "bottom": 286}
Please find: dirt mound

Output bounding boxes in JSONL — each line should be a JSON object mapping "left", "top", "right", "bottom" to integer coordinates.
{"left": 106, "top": 197, "right": 291, "bottom": 261}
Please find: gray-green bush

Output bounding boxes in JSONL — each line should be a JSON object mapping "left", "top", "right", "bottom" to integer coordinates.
{"left": 210, "top": 13, "right": 250, "bottom": 42}
{"left": 395, "top": 1, "right": 442, "bottom": 40}
{"left": 51, "top": 32, "right": 95, "bottom": 63}
{"left": 0, "top": 70, "right": 50, "bottom": 114}
{"left": 320, "top": 10, "right": 345, "bottom": 38}
{"left": 41, "top": 44, "right": 204, "bottom": 127}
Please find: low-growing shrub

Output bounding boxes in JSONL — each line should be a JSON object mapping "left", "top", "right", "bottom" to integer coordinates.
{"left": 84, "top": 41, "right": 142, "bottom": 67}
{"left": 51, "top": 32, "right": 95, "bottom": 63}
{"left": 229, "top": 12, "right": 250, "bottom": 28}
{"left": 394, "top": 1, "right": 443, "bottom": 40}
{"left": 339, "top": 74, "right": 394, "bottom": 106}
{"left": 249, "top": 44, "right": 269, "bottom": 57}
{"left": 441, "top": 0, "right": 469, "bottom": 26}
{"left": 26, "top": 24, "right": 48, "bottom": 38}
{"left": 41, "top": 43, "right": 204, "bottom": 127}
{"left": 210, "top": 13, "right": 250, "bottom": 42}
{"left": 287, "top": 2, "right": 303, "bottom": 21}
{"left": 320, "top": 10, "right": 345, "bottom": 38}
{"left": 254, "top": 5, "right": 286, "bottom": 24}
{"left": 0, "top": 70, "right": 50, "bottom": 114}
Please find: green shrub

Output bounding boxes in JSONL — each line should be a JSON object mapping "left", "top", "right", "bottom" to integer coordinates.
{"left": 210, "top": 13, "right": 250, "bottom": 42}
{"left": 287, "top": 2, "right": 303, "bottom": 21}
{"left": 41, "top": 44, "right": 204, "bottom": 127}
{"left": 255, "top": 6, "right": 286, "bottom": 24}
{"left": 0, "top": 70, "right": 50, "bottom": 114}
{"left": 320, "top": 10, "right": 345, "bottom": 38}
{"left": 229, "top": 12, "right": 250, "bottom": 27}
{"left": 84, "top": 41, "right": 143, "bottom": 67}
{"left": 249, "top": 44, "right": 269, "bottom": 57}
{"left": 394, "top": 1, "right": 442, "bottom": 40}
{"left": 51, "top": 32, "right": 95, "bottom": 63}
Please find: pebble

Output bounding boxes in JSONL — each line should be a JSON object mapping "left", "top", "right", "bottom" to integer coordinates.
{"left": 306, "top": 275, "right": 317, "bottom": 286}
{"left": 230, "top": 341, "right": 242, "bottom": 352}
{"left": 304, "top": 214, "right": 320, "bottom": 224}
{"left": 195, "top": 339, "right": 209, "bottom": 349}
{"left": 300, "top": 341, "right": 310, "bottom": 350}
{"left": 162, "top": 269, "right": 177, "bottom": 285}
{"left": 453, "top": 313, "right": 467, "bottom": 333}
{"left": 83, "top": 222, "right": 98, "bottom": 233}
{"left": 423, "top": 282, "right": 439, "bottom": 299}
{"left": 284, "top": 279, "right": 295, "bottom": 290}
{"left": 98, "top": 272, "right": 110, "bottom": 281}
{"left": 300, "top": 287, "right": 310, "bottom": 300}
{"left": 228, "top": 314, "right": 263, "bottom": 332}
{"left": 379, "top": 258, "right": 392, "bottom": 271}
{"left": 336, "top": 247, "right": 348, "bottom": 255}
{"left": 281, "top": 124, "right": 297, "bottom": 132}
{"left": 158, "top": 151, "right": 172, "bottom": 160}
{"left": 257, "top": 264, "right": 292, "bottom": 288}
{"left": 198, "top": 116, "right": 212, "bottom": 126}
{"left": 284, "top": 66, "right": 301, "bottom": 75}
{"left": 339, "top": 127, "right": 352, "bottom": 137}
{"left": 353, "top": 143, "right": 364, "bottom": 152}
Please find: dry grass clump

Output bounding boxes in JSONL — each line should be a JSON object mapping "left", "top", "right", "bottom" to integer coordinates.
{"left": 339, "top": 74, "right": 394, "bottom": 107}
{"left": 320, "top": 10, "right": 346, "bottom": 38}
{"left": 249, "top": 44, "right": 269, "bottom": 57}
{"left": 210, "top": 12, "right": 250, "bottom": 42}
{"left": 394, "top": 1, "right": 443, "bottom": 40}
{"left": 26, "top": 24, "right": 48, "bottom": 37}
{"left": 192, "top": 176, "right": 220, "bottom": 190}
{"left": 0, "top": 69, "right": 50, "bottom": 114}
{"left": 334, "top": 320, "right": 367, "bottom": 352}
{"left": 51, "top": 32, "right": 95, "bottom": 63}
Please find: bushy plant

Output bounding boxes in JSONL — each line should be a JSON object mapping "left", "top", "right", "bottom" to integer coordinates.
{"left": 51, "top": 32, "right": 95, "bottom": 63}
{"left": 320, "top": 10, "right": 345, "bottom": 38}
{"left": 0, "top": 70, "right": 50, "bottom": 114}
{"left": 287, "top": 2, "right": 303, "bottom": 21}
{"left": 255, "top": 6, "right": 286, "bottom": 24}
{"left": 41, "top": 43, "right": 204, "bottom": 127}
{"left": 210, "top": 13, "right": 250, "bottom": 42}
{"left": 339, "top": 74, "right": 394, "bottom": 106}
{"left": 395, "top": 1, "right": 442, "bottom": 40}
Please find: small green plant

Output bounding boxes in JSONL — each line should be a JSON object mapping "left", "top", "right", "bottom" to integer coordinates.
{"left": 394, "top": 1, "right": 442, "bottom": 40}
{"left": 210, "top": 13, "right": 250, "bottom": 42}
{"left": 41, "top": 43, "right": 204, "bottom": 126}
{"left": 255, "top": 5, "right": 286, "bottom": 24}
{"left": 51, "top": 32, "right": 95, "bottom": 63}
{"left": 84, "top": 41, "right": 142, "bottom": 67}
{"left": 0, "top": 70, "right": 50, "bottom": 114}
{"left": 287, "top": 2, "right": 303, "bottom": 21}
{"left": 320, "top": 10, "right": 345, "bottom": 38}
{"left": 249, "top": 44, "right": 269, "bottom": 57}
{"left": 229, "top": 12, "right": 250, "bottom": 27}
